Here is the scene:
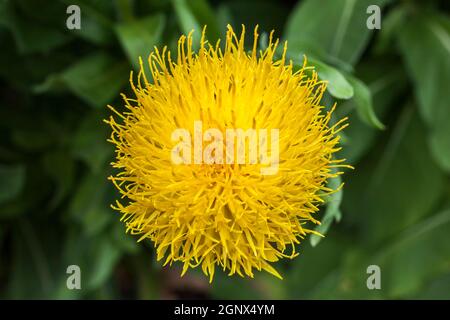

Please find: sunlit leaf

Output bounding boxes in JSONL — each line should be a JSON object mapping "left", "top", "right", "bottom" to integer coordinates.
{"left": 309, "top": 58, "right": 354, "bottom": 99}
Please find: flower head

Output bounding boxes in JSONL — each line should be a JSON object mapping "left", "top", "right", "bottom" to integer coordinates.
{"left": 106, "top": 25, "right": 348, "bottom": 282}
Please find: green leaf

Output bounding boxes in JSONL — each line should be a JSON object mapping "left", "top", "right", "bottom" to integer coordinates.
{"left": 85, "top": 235, "right": 121, "bottom": 289}
{"left": 335, "top": 208, "right": 450, "bottom": 299}
{"left": 115, "top": 14, "right": 165, "bottom": 70}
{"left": 72, "top": 110, "right": 112, "bottom": 173}
{"left": 429, "top": 128, "right": 450, "bottom": 173}
{"left": 7, "top": 229, "right": 49, "bottom": 299}
{"left": 398, "top": 13, "right": 450, "bottom": 125}
{"left": 0, "top": 0, "right": 70, "bottom": 54}
{"left": 343, "top": 106, "right": 446, "bottom": 244}
{"left": 418, "top": 273, "right": 450, "bottom": 299}
{"left": 186, "top": 0, "right": 221, "bottom": 42}
{"left": 171, "top": 0, "right": 221, "bottom": 44}
{"left": 7, "top": 222, "right": 64, "bottom": 299}
{"left": 310, "top": 173, "right": 343, "bottom": 247}
{"left": 285, "top": 0, "right": 390, "bottom": 65}
{"left": 42, "top": 151, "right": 76, "bottom": 210}
{"left": 0, "top": 163, "right": 54, "bottom": 220}
{"left": 33, "top": 74, "right": 67, "bottom": 94}
{"left": 63, "top": 228, "right": 122, "bottom": 291}
{"left": 61, "top": 52, "right": 128, "bottom": 108}
{"left": 216, "top": 4, "right": 233, "bottom": 31}
{"left": 381, "top": 208, "right": 450, "bottom": 297}
{"left": 309, "top": 58, "right": 354, "bottom": 99}
{"left": 398, "top": 13, "right": 450, "bottom": 172}
{"left": 374, "top": 5, "right": 406, "bottom": 54}
{"left": 337, "top": 60, "right": 406, "bottom": 163}
{"left": 346, "top": 75, "right": 385, "bottom": 130}
{"left": 67, "top": 169, "right": 113, "bottom": 237}
{"left": 110, "top": 220, "right": 139, "bottom": 254}
{"left": 172, "top": 0, "right": 200, "bottom": 38}
{"left": 285, "top": 234, "right": 349, "bottom": 299}
{"left": 0, "top": 164, "right": 25, "bottom": 204}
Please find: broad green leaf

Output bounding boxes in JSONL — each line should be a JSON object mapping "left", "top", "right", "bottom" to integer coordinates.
{"left": 343, "top": 106, "right": 446, "bottom": 244}
{"left": 309, "top": 58, "right": 354, "bottom": 99}
{"left": 285, "top": 0, "right": 390, "bottom": 65}
{"left": 0, "top": 164, "right": 25, "bottom": 204}
{"left": 115, "top": 14, "right": 165, "bottom": 70}
{"left": 61, "top": 52, "right": 128, "bottom": 108}
{"left": 346, "top": 75, "right": 385, "bottom": 130}
{"left": 398, "top": 13, "right": 450, "bottom": 172}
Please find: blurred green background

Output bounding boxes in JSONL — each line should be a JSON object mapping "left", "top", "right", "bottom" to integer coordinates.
{"left": 1, "top": 0, "right": 450, "bottom": 299}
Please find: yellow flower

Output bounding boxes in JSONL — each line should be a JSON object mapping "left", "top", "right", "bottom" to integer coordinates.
{"left": 106, "top": 25, "right": 349, "bottom": 282}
